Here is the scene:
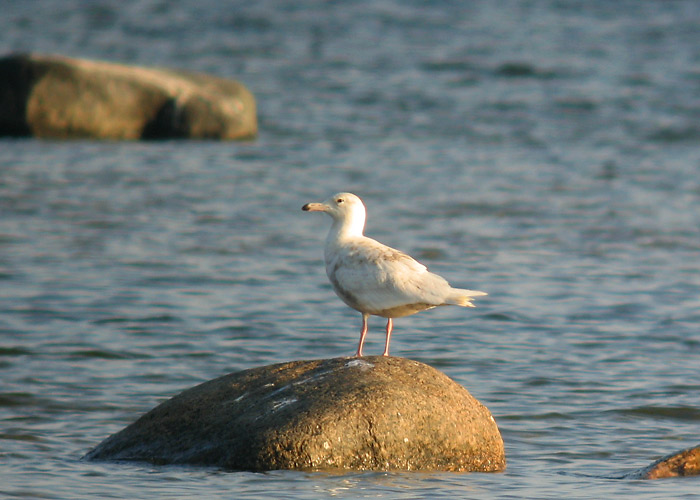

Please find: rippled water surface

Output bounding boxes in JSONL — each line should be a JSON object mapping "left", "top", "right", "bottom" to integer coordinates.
{"left": 2, "top": 1, "right": 700, "bottom": 498}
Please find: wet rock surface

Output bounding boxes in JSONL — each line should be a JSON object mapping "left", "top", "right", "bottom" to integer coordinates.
{"left": 625, "top": 445, "right": 700, "bottom": 480}
{"left": 0, "top": 53, "right": 256, "bottom": 140}
{"left": 85, "top": 356, "right": 505, "bottom": 472}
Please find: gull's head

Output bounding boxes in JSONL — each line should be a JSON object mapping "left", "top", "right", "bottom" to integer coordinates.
{"left": 302, "top": 192, "right": 366, "bottom": 236}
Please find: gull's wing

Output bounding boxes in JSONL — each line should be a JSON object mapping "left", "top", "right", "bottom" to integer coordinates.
{"left": 327, "top": 237, "right": 453, "bottom": 315}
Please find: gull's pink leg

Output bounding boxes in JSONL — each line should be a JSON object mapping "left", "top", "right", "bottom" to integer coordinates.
{"left": 382, "top": 318, "right": 393, "bottom": 357}
{"left": 355, "top": 313, "right": 369, "bottom": 357}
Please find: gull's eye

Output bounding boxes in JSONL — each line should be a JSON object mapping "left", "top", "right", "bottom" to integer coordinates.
{"left": 336, "top": 198, "right": 344, "bottom": 204}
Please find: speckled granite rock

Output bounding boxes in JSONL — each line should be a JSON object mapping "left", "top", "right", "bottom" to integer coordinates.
{"left": 625, "top": 445, "right": 700, "bottom": 480}
{"left": 0, "top": 53, "right": 256, "bottom": 140}
{"left": 84, "top": 356, "right": 505, "bottom": 472}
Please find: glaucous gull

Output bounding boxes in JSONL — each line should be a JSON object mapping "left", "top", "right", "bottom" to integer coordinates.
{"left": 302, "top": 192, "right": 486, "bottom": 357}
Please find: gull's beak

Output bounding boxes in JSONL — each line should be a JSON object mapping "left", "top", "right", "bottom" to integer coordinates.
{"left": 302, "top": 202, "right": 327, "bottom": 212}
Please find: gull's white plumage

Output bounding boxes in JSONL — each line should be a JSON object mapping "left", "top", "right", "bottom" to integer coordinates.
{"left": 302, "top": 192, "right": 486, "bottom": 357}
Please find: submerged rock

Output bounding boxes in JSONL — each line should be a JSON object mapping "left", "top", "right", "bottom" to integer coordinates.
{"left": 625, "top": 445, "right": 700, "bottom": 480}
{"left": 84, "top": 356, "right": 505, "bottom": 472}
{"left": 0, "top": 53, "right": 256, "bottom": 140}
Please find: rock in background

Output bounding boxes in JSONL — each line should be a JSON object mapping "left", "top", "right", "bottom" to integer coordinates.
{"left": 0, "top": 53, "right": 257, "bottom": 140}
{"left": 84, "top": 356, "right": 506, "bottom": 472}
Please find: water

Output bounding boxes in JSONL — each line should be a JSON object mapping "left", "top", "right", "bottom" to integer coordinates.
{"left": 2, "top": 0, "right": 700, "bottom": 498}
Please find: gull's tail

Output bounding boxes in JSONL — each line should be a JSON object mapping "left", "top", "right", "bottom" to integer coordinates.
{"left": 446, "top": 288, "right": 487, "bottom": 308}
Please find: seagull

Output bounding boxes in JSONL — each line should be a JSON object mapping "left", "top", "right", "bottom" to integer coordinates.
{"left": 302, "top": 192, "right": 486, "bottom": 357}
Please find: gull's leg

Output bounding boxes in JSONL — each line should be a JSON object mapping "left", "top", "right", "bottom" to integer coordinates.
{"left": 355, "top": 313, "right": 369, "bottom": 357}
{"left": 382, "top": 318, "right": 393, "bottom": 357}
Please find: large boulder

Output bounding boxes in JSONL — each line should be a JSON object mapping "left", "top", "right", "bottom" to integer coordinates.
{"left": 0, "top": 53, "right": 256, "bottom": 140}
{"left": 84, "top": 356, "right": 505, "bottom": 472}
{"left": 625, "top": 445, "right": 700, "bottom": 480}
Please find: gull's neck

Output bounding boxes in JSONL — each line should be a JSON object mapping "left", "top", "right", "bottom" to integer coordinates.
{"left": 326, "top": 210, "right": 366, "bottom": 246}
